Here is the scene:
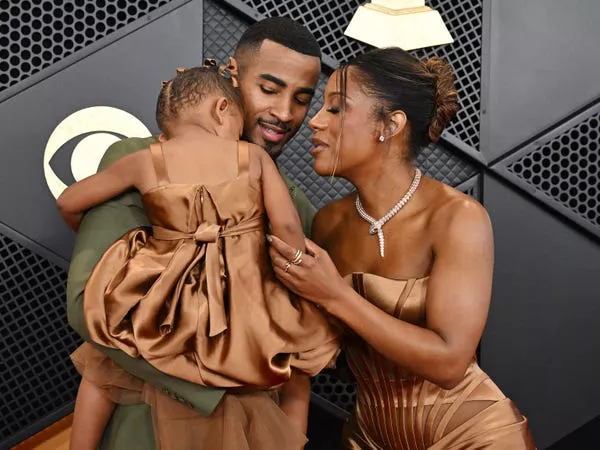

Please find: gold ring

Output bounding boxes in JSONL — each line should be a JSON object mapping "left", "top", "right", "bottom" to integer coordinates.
{"left": 284, "top": 261, "right": 292, "bottom": 272}
{"left": 290, "top": 249, "right": 303, "bottom": 265}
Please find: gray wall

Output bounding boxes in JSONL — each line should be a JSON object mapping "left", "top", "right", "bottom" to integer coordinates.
{"left": 482, "top": 173, "right": 600, "bottom": 448}
{"left": 1, "top": 0, "right": 599, "bottom": 448}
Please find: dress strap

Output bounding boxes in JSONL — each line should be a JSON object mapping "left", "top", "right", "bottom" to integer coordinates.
{"left": 149, "top": 142, "right": 170, "bottom": 186}
{"left": 237, "top": 141, "right": 250, "bottom": 178}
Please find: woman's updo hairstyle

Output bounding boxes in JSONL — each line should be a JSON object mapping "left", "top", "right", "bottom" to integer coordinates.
{"left": 340, "top": 47, "right": 459, "bottom": 158}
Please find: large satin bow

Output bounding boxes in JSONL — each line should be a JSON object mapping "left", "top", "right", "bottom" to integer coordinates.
{"left": 152, "top": 186, "right": 261, "bottom": 337}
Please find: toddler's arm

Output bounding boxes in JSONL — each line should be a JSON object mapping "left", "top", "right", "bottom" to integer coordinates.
{"left": 279, "top": 369, "right": 310, "bottom": 436}
{"left": 254, "top": 144, "right": 305, "bottom": 252}
{"left": 56, "top": 150, "right": 144, "bottom": 231}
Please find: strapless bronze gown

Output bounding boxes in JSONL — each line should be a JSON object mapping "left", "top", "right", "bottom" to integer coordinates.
{"left": 342, "top": 273, "right": 536, "bottom": 449}
{"left": 71, "top": 142, "right": 339, "bottom": 449}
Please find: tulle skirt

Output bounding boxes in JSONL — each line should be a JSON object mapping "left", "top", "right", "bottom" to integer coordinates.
{"left": 72, "top": 344, "right": 308, "bottom": 450}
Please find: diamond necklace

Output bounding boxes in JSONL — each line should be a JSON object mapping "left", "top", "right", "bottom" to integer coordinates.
{"left": 355, "top": 168, "right": 422, "bottom": 258}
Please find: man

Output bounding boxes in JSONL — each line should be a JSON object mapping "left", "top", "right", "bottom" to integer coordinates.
{"left": 67, "top": 17, "right": 323, "bottom": 449}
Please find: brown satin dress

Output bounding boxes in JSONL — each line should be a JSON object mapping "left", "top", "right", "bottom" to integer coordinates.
{"left": 342, "top": 273, "right": 536, "bottom": 450}
{"left": 71, "top": 141, "right": 339, "bottom": 449}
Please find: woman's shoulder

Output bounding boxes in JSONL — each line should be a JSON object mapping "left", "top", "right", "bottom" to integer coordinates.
{"left": 312, "top": 194, "right": 355, "bottom": 244}
{"left": 316, "top": 193, "right": 356, "bottom": 221}
{"left": 425, "top": 178, "right": 492, "bottom": 243}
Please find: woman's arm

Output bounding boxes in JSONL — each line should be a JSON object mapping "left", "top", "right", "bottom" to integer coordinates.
{"left": 269, "top": 199, "right": 494, "bottom": 389}
{"left": 56, "top": 150, "right": 144, "bottom": 231}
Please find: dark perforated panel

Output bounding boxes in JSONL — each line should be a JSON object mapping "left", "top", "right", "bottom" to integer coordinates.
{"left": 311, "top": 373, "right": 356, "bottom": 413}
{"left": 241, "top": 0, "right": 361, "bottom": 64}
{"left": 204, "top": 0, "right": 245, "bottom": 62}
{"left": 456, "top": 173, "right": 482, "bottom": 200}
{"left": 234, "top": 0, "right": 484, "bottom": 151}
{"left": 0, "top": 233, "right": 80, "bottom": 445}
{"left": 506, "top": 111, "right": 600, "bottom": 231}
{"left": 417, "top": 143, "right": 478, "bottom": 187}
{"left": 0, "top": 0, "right": 172, "bottom": 94}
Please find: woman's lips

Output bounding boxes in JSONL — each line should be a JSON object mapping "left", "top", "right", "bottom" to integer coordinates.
{"left": 311, "top": 138, "right": 328, "bottom": 156}
{"left": 311, "top": 145, "right": 327, "bottom": 156}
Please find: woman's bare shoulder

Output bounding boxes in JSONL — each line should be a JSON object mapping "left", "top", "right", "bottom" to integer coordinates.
{"left": 312, "top": 193, "right": 356, "bottom": 245}
{"left": 427, "top": 179, "right": 492, "bottom": 245}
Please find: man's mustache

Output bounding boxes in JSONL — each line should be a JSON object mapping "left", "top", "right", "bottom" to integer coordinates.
{"left": 257, "top": 119, "right": 292, "bottom": 134}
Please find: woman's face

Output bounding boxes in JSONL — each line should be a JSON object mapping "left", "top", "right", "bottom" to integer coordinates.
{"left": 308, "top": 68, "right": 381, "bottom": 178}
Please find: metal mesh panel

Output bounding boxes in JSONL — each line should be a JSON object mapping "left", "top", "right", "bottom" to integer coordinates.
{"left": 456, "top": 173, "right": 482, "bottom": 200}
{"left": 417, "top": 143, "right": 478, "bottom": 187}
{"left": 0, "top": 233, "right": 80, "bottom": 445}
{"left": 507, "top": 112, "right": 600, "bottom": 230}
{"left": 204, "top": 0, "right": 246, "bottom": 61}
{"left": 0, "top": 0, "right": 172, "bottom": 94}
{"left": 311, "top": 373, "right": 356, "bottom": 413}
{"left": 235, "top": 0, "right": 483, "bottom": 151}
{"left": 242, "top": 0, "right": 362, "bottom": 63}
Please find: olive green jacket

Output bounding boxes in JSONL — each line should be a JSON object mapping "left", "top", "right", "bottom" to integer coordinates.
{"left": 66, "top": 137, "right": 316, "bottom": 449}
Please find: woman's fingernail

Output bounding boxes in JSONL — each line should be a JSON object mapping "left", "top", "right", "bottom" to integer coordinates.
{"left": 266, "top": 234, "right": 272, "bottom": 243}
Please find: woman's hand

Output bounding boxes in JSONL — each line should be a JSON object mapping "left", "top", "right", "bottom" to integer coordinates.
{"left": 268, "top": 234, "right": 348, "bottom": 308}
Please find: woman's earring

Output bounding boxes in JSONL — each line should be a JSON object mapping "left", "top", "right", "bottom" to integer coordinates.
{"left": 378, "top": 135, "right": 385, "bottom": 142}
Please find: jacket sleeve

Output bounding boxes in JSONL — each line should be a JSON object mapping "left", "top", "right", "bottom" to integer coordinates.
{"left": 281, "top": 173, "right": 317, "bottom": 238}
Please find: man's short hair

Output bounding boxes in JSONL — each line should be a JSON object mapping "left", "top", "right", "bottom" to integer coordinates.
{"left": 235, "top": 17, "right": 321, "bottom": 62}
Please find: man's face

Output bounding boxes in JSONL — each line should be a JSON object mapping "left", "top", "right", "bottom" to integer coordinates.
{"left": 237, "top": 40, "right": 321, "bottom": 159}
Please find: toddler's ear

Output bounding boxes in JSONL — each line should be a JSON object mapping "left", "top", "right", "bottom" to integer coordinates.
{"left": 212, "top": 96, "right": 230, "bottom": 125}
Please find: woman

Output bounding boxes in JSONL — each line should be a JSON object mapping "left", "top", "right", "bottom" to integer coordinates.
{"left": 268, "top": 47, "right": 536, "bottom": 449}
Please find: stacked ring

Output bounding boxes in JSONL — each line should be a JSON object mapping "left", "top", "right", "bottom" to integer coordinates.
{"left": 283, "top": 249, "right": 303, "bottom": 272}
{"left": 290, "top": 249, "right": 303, "bottom": 266}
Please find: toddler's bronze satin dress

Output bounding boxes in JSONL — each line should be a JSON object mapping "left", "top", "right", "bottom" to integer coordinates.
{"left": 342, "top": 273, "right": 536, "bottom": 449}
{"left": 72, "top": 142, "right": 339, "bottom": 449}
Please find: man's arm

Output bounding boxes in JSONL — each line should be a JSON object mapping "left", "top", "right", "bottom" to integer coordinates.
{"left": 66, "top": 137, "right": 225, "bottom": 416}
{"left": 281, "top": 173, "right": 317, "bottom": 238}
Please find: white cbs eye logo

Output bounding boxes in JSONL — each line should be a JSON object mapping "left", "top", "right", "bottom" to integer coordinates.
{"left": 43, "top": 106, "right": 152, "bottom": 199}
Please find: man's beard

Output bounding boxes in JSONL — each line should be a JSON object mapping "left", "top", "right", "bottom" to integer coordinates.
{"left": 261, "top": 139, "right": 277, "bottom": 155}
{"left": 244, "top": 119, "right": 294, "bottom": 160}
